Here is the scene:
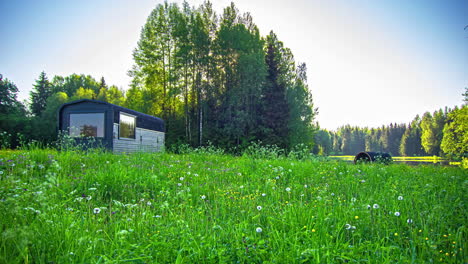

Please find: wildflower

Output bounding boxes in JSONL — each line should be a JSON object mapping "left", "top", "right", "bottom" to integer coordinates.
{"left": 360, "top": 179, "right": 366, "bottom": 183}
{"left": 237, "top": 173, "right": 242, "bottom": 176}
{"left": 88, "top": 187, "right": 97, "bottom": 191}
{"left": 351, "top": 197, "right": 357, "bottom": 202}
{"left": 394, "top": 212, "right": 400, "bottom": 217}
{"left": 261, "top": 193, "right": 266, "bottom": 197}
{"left": 398, "top": 196, "right": 404, "bottom": 200}
{"left": 0, "top": 171, "right": 3, "bottom": 175}
{"left": 240, "top": 185, "right": 244, "bottom": 189}
{"left": 367, "top": 204, "right": 371, "bottom": 209}
{"left": 407, "top": 219, "right": 413, "bottom": 224}
{"left": 256, "top": 205, "right": 262, "bottom": 211}
{"left": 93, "top": 208, "right": 101, "bottom": 214}
{"left": 373, "top": 204, "right": 379, "bottom": 209}
{"left": 177, "top": 183, "right": 182, "bottom": 186}
{"left": 394, "top": 233, "right": 398, "bottom": 236}
{"left": 275, "top": 176, "right": 280, "bottom": 180}
{"left": 345, "top": 224, "right": 351, "bottom": 230}
{"left": 304, "top": 184, "right": 308, "bottom": 188}
{"left": 331, "top": 193, "right": 335, "bottom": 196}
{"left": 86, "top": 196, "right": 92, "bottom": 201}
{"left": 179, "top": 177, "right": 184, "bottom": 181}
{"left": 201, "top": 195, "right": 206, "bottom": 200}
{"left": 147, "top": 201, "right": 152, "bottom": 206}
{"left": 354, "top": 216, "right": 359, "bottom": 220}
{"left": 194, "top": 173, "right": 199, "bottom": 177}
{"left": 286, "top": 187, "right": 291, "bottom": 192}
{"left": 256, "top": 227, "right": 263, "bottom": 233}
{"left": 351, "top": 226, "right": 356, "bottom": 230}
{"left": 312, "top": 229, "right": 316, "bottom": 232}
{"left": 154, "top": 215, "right": 162, "bottom": 218}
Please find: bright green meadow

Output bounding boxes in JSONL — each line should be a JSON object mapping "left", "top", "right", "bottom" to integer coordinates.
{"left": 0, "top": 149, "right": 466, "bottom": 263}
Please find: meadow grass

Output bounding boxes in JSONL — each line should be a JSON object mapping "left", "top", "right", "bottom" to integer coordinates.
{"left": 0, "top": 149, "right": 466, "bottom": 263}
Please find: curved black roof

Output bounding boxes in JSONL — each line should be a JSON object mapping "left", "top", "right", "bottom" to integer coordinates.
{"left": 58, "top": 99, "right": 164, "bottom": 132}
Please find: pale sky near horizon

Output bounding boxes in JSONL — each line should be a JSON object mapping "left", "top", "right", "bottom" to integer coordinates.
{"left": 1, "top": 0, "right": 467, "bottom": 130}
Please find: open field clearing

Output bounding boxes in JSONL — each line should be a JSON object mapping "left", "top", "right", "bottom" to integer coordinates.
{"left": 0, "top": 149, "right": 466, "bottom": 263}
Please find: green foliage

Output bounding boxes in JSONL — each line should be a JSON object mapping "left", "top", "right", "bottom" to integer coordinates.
{"left": 0, "top": 150, "right": 466, "bottom": 263}
{"left": 30, "top": 71, "right": 52, "bottom": 116}
{"left": 130, "top": 2, "right": 317, "bottom": 151}
{"left": 441, "top": 106, "right": 467, "bottom": 159}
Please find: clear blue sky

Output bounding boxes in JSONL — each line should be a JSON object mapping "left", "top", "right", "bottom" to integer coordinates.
{"left": 1, "top": 0, "right": 467, "bottom": 130}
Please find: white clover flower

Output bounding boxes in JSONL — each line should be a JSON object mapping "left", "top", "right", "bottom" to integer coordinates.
{"left": 261, "top": 193, "right": 266, "bottom": 197}
{"left": 398, "top": 196, "right": 404, "bottom": 201}
{"left": 275, "top": 176, "right": 280, "bottom": 180}
{"left": 93, "top": 208, "right": 101, "bottom": 214}
{"left": 0, "top": 171, "right": 3, "bottom": 175}
{"left": 367, "top": 204, "right": 371, "bottom": 209}
{"left": 407, "top": 218, "right": 413, "bottom": 224}
{"left": 240, "top": 185, "right": 244, "bottom": 189}
{"left": 201, "top": 195, "right": 206, "bottom": 200}
{"left": 331, "top": 193, "right": 335, "bottom": 196}
{"left": 286, "top": 187, "right": 291, "bottom": 192}
{"left": 86, "top": 196, "right": 92, "bottom": 201}
{"left": 187, "top": 172, "right": 191, "bottom": 175}
{"left": 360, "top": 179, "right": 366, "bottom": 183}
{"left": 351, "top": 197, "right": 357, "bottom": 202}
{"left": 345, "top": 224, "right": 351, "bottom": 230}
{"left": 256, "top": 205, "right": 262, "bottom": 211}
{"left": 237, "top": 173, "right": 242, "bottom": 176}
{"left": 373, "top": 204, "right": 379, "bottom": 209}
{"left": 194, "top": 173, "right": 199, "bottom": 177}
{"left": 147, "top": 201, "right": 152, "bottom": 206}
{"left": 394, "top": 212, "right": 400, "bottom": 217}
{"left": 177, "top": 183, "right": 182, "bottom": 187}
{"left": 179, "top": 177, "right": 184, "bottom": 181}
{"left": 304, "top": 184, "right": 308, "bottom": 188}
{"left": 256, "top": 227, "right": 263, "bottom": 233}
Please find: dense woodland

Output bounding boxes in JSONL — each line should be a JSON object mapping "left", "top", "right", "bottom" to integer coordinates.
{"left": 0, "top": 1, "right": 466, "bottom": 159}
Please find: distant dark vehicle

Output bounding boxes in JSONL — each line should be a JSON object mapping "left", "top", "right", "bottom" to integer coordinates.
{"left": 354, "top": 152, "right": 392, "bottom": 164}
{"left": 58, "top": 99, "right": 165, "bottom": 153}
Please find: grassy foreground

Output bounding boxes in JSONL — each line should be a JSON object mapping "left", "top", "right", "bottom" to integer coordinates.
{"left": 0, "top": 149, "right": 466, "bottom": 263}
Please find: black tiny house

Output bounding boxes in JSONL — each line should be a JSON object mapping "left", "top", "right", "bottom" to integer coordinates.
{"left": 58, "top": 99, "right": 165, "bottom": 153}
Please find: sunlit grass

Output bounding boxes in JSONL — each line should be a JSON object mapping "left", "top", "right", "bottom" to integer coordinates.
{"left": 0, "top": 149, "right": 466, "bottom": 263}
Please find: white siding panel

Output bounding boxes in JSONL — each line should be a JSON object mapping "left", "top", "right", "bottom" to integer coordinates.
{"left": 113, "top": 123, "right": 164, "bottom": 153}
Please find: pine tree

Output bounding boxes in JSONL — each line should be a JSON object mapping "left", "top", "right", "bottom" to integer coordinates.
{"left": 30, "top": 71, "right": 52, "bottom": 116}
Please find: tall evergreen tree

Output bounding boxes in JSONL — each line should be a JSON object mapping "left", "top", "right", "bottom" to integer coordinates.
{"left": 30, "top": 71, "right": 52, "bottom": 116}
{"left": 260, "top": 31, "right": 290, "bottom": 148}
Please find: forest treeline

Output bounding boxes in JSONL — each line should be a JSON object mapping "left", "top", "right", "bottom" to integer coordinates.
{"left": 0, "top": 1, "right": 316, "bottom": 152}
{"left": 1, "top": 1, "right": 466, "bottom": 159}
{"left": 314, "top": 104, "right": 467, "bottom": 159}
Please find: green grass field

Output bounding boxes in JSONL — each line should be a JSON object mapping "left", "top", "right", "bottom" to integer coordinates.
{"left": 0, "top": 149, "right": 466, "bottom": 263}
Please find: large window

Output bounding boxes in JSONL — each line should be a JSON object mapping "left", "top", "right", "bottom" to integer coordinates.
{"left": 119, "top": 113, "right": 136, "bottom": 139}
{"left": 69, "top": 113, "right": 105, "bottom": 137}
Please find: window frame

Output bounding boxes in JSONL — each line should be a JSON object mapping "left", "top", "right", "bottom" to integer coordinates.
{"left": 68, "top": 112, "right": 106, "bottom": 138}
{"left": 119, "top": 112, "right": 136, "bottom": 140}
